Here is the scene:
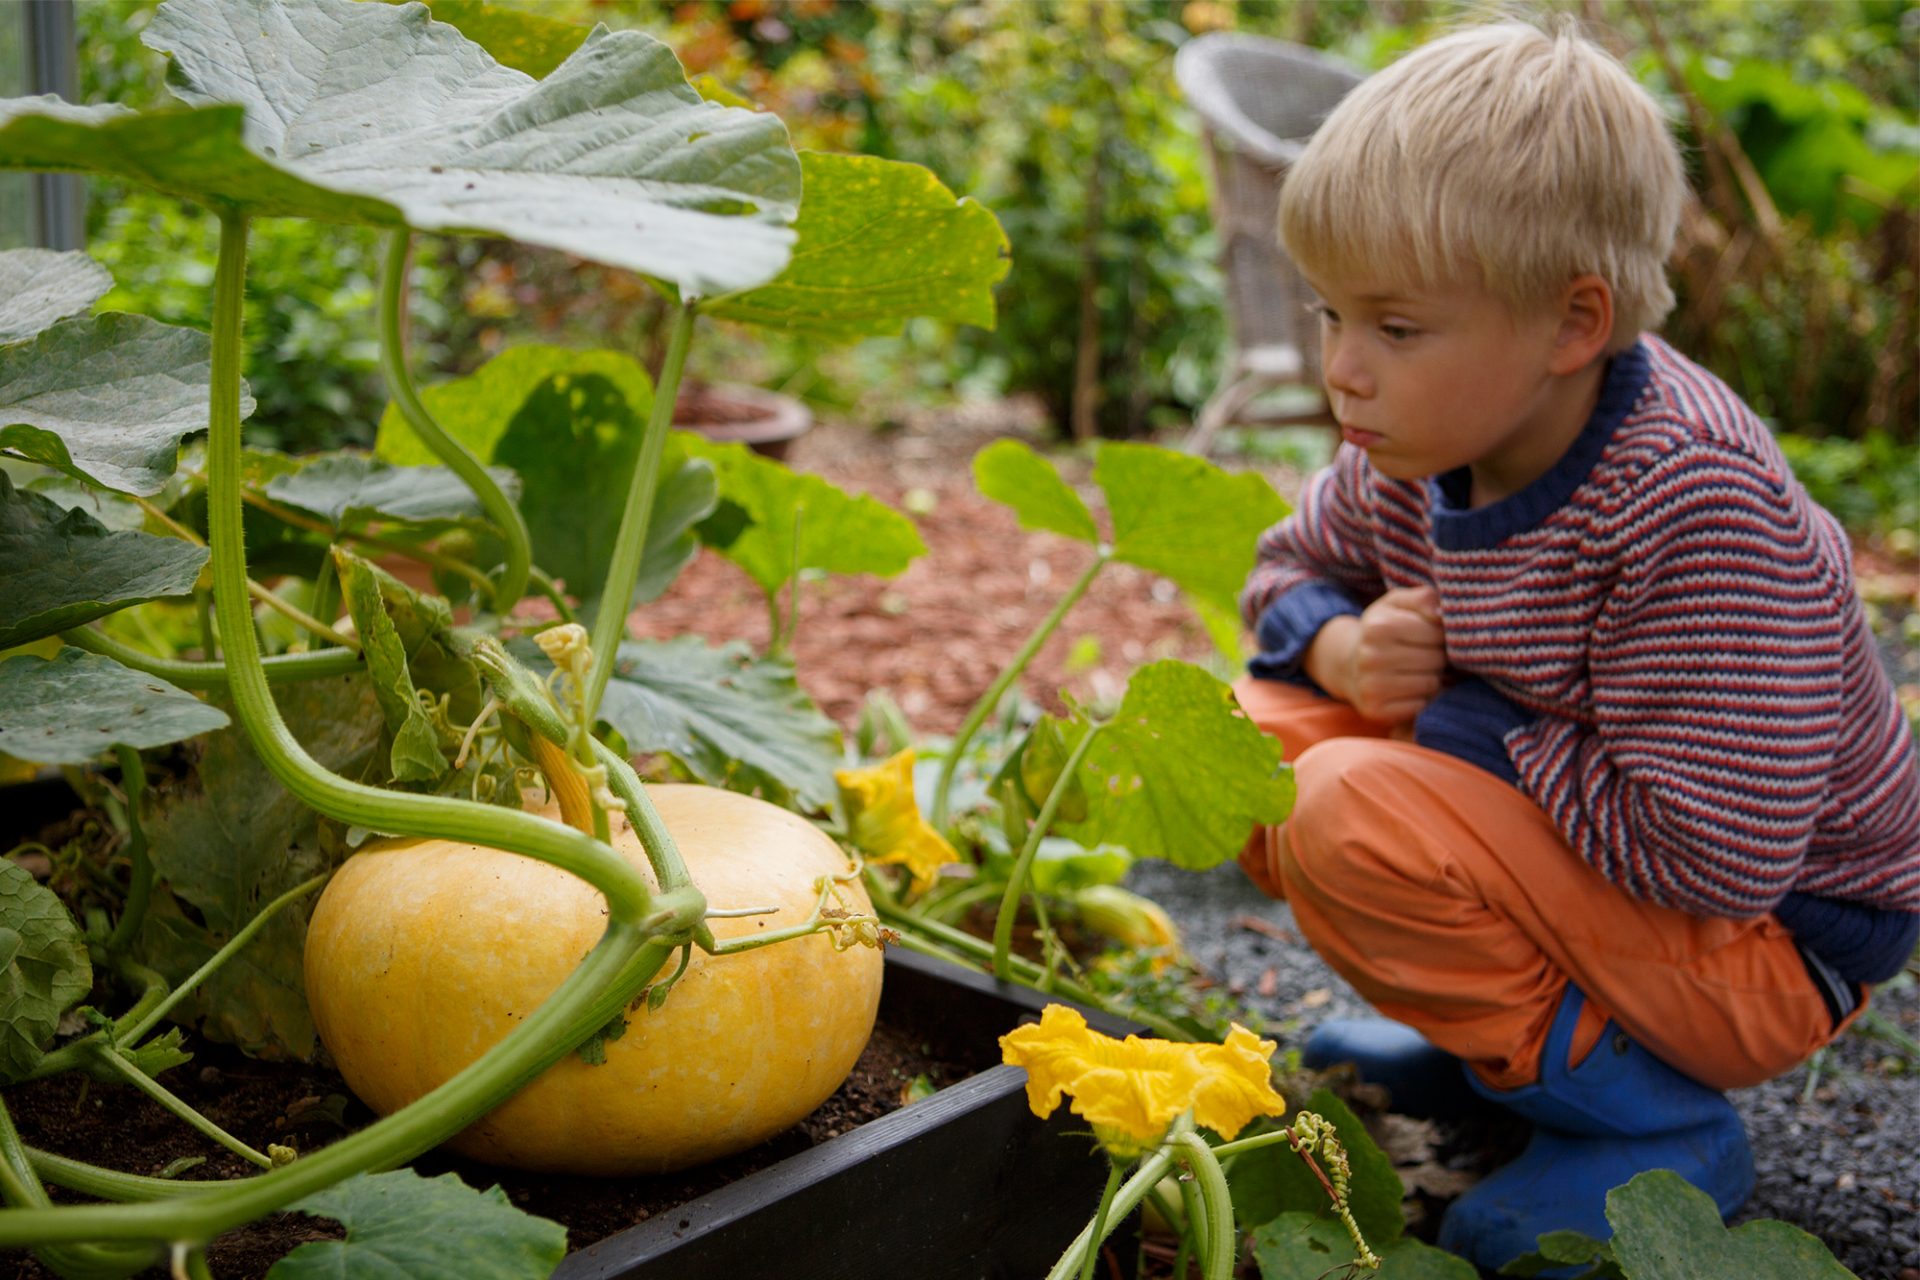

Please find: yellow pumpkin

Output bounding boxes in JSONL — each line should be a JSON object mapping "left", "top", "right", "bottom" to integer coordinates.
{"left": 302, "top": 784, "right": 883, "bottom": 1175}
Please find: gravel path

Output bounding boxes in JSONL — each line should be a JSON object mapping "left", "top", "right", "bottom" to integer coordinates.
{"left": 1124, "top": 858, "right": 1920, "bottom": 1279}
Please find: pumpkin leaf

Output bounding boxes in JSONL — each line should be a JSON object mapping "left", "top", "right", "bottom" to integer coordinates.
{"left": 113, "top": 0, "right": 797, "bottom": 295}
{"left": 702, "top": 150, "right": 1009, "bottom": 340}
{"left": 0, "top": 247, "right": 111, "bottom": 345}
{"left": 0, "top": 473, "right": 207, "bottom": 651}
{"left": 0, "top": 648, "right": 229, "bottom": 765}
{"left": 335, "top": 550, "right": 448, "bottom": 784}
{"left": 682, "top": 434, "right": 926, "bottom": 602}
{"left": 1057, "top": 661, "right": 1292, "bottom": 871}
{"left": 263, "top": 452, "right": 521, "bottom": 533}
{"left": 1253, "top": 1212, "right": 1476, "bottom": 1280}
{"left": 522, "top": 635, "right": 841, "bottom": 812}
{"left": 1094, "top": 442, "right": 1290, "bottom": 617}
{"left": 0, "top": 859, "right": 93, "bottom": 1084}
{"left": 1231, "top": 1089, "right": 1403, "bottom": 1241}
{"left": 375, "top": 345, "right": 651, "bottom": 467}
{"left": 273, "top": 1168, "right": 566, "bottom": 1280}
{"left": 972, "top": 438, "right": 1099, "bottom": 544}
{"left": 137, "top": 674, "right": 385, "bottom": 1059}
{"left": 1499, "top": 1232, "right": 1622, "bottom": 1278}
{"left": 490, "top": 375, "right": 712, "bottom": 616}
{"left": 412, "top": 0, "right": 590, "bottom": 79}
{"left": 0, "top": 312, "right": 251, "bottom": 496}
{"left": 1606, "top": 1169, "right": 1857, "bottom": 1279}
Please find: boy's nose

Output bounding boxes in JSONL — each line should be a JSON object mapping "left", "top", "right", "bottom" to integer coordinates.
{"left": 1321, "top": 336, "right": 1373, "bottom": 401}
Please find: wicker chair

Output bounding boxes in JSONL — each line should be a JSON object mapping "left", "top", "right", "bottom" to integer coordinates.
{"left": 1176, "top": 34, "right": 1363, "bottom": 455}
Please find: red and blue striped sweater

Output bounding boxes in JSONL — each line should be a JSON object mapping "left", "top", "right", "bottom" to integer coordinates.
{"left": 1241, "top": 336, "right": 1920, "bottom": 982}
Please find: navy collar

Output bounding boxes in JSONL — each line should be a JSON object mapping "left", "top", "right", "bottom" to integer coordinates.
{"left": 1427, "top": 340, "right": 1652, "bottom": 550}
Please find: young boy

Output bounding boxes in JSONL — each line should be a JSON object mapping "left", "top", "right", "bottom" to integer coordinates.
{"left": 1233, "top": 19, "right": 1920, "bottom": 1272}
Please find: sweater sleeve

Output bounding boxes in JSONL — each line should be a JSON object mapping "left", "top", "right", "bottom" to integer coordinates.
{"left": 1240, "top": 445, "right": 1388, "bottom": 646}
{"left": 1505, "top": 449, "right": 1847, "bottom": 918}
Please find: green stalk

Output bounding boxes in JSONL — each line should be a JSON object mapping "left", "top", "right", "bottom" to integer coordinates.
{"left": 194, "top": 589, "right": 217, "bottom": 661}
{"left": 465, "top": 634, "right": 693, "bottom": 896}
{"left": 307, "top": 544, "right": 340, "bottom": 640}
{"left": 61, "top": 627, "right": 363, "bottom": 690}
{"left": 1078, "top": 1159, "right": 1126, "bottom": 1280}
{"left": 874, "top": 898, "right": 1195, "bottom": 1043}
{"left": 105, "top": 746, "right": 152, "bottom": 956}
{"left": 1046, "top": 1125, "right": 1184, "bottom": 1280}
{"left": 25, "top": 1149, "right": 224, "bottom": 1203}
{"left": 931, "top": 548, "right": 1111, "bottom": 828}
{"left": 379, "top": 230, "right": 531, "bottom": 615}
{"left": 90, "top": 1047, "right": 275, "bottom": 1170}
{"left": 992, "top": 724, "right": 1103, "bottom": 982}
{"left": 583, "top": 303, "right": 696, "bottom": 728}
{"left": 1176, "top": 1131, "right": 1236, "bottom": 1280}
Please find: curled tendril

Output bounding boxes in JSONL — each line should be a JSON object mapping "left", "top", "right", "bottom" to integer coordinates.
{"left": 1285, "top": 1112, "right": 1379, "bottom": 1270}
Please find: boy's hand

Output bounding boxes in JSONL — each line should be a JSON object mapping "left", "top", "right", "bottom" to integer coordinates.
{"left": 1305, "top": 586, "right": 1446, "bottom": 725}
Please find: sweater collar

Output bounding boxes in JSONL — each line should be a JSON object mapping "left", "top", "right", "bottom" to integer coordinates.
{"left": 1427, "top": 340, "right": 1651, "bottom": 550}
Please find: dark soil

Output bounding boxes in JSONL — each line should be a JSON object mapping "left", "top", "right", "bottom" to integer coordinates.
{"left": 6, "top": 1018, "right": 983, "bottom": 1278}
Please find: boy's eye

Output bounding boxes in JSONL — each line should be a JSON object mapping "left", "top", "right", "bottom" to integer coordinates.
{"left": 1308, "top": 302, "right": 1339, "bottom": 326}
{"left": 1380, "top": 323, "right": 1417, "bottom": 341}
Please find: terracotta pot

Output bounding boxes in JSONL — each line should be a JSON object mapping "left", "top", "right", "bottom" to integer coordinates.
{"left": 673, "top": 383, "right": 812, "bottom": 462}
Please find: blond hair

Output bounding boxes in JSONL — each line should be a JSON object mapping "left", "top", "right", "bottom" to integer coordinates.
{"left": 1278, "top": 20, "right": 1685, "bottom": 347}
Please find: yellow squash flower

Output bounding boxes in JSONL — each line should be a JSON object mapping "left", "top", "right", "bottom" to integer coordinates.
{"left": 1000, "top": 1004, "right": 1286, "bottom": 1159}
{"left": 834, "top": 749, "right": 960, "bottom": 892}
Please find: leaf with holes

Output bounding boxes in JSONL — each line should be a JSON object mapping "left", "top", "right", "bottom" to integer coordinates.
{"left": 703, "top": 151, "right": 1009, "bottom": 339}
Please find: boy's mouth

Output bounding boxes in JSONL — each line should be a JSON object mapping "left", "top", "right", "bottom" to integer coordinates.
{"left": 1341, "top": 425, "right": 1382, "bottom": 448}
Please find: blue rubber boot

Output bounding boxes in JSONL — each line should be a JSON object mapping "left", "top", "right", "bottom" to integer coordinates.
{"left": 1437, "top": 987, "right": 1755, "bottom": 1274}
{"left": 1302, "top": 1019, "right": 1484, "bottom": 1120}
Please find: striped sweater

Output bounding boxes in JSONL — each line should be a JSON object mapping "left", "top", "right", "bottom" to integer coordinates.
{"left": 1241, "top": 337, "right": 1920, "bottom": 954}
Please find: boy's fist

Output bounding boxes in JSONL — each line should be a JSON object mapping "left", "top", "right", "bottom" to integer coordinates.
{"left": 1307, "top": 586, "right": 1447, "bottom": 725}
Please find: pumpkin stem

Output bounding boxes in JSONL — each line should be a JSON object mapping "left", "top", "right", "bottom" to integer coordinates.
{"left": 530, "top": 733, "right": 598, "bottom": 835}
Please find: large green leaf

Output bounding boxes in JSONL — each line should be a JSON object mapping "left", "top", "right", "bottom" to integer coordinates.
{"left": 0, "top": 312, "right": 250, "bottom": 495}
{"left": 682, "top": 434, "right": 926, "bottom": 602}
{"left": 413, "top": 0, "right": 591, "bottom": 78}
{"left": 1095, "top": 442, "right": 1290, "bottom": 616}
{"left": 703, "top": 151, "right": 1009, "bottom": 339}
{"left": 0, "top": 648, "right": 229, "bottom": 765}
{"left": 374, "top": 344, "right": 652, "bottom": 467}
{"left": 263, "top": 452, "right": 520, "bottom": 532}
{"left": 111, "top": 0, "right": 797, "bottom": 295}
{"left": 0, "top": 860, "right": 92, "bottom": 1084}
{"left": 138, "top": 674, "right": 385, "bottom": 1059}
{"left": 0, "top": 472, "right": 207, "bottom": 651}
{"left": 1254, "top": 1213, "right": 1476, "bottom": 1280}
{"left": 556, "top": 635, "right": 841, "bottom": 813}
{"left": 971, "top": 438, "right": 1099, "bottom": 543}
{"left": 491, "top": 375, "right": 714, "bottom": 614}
{"left": 1057, "top": 660, "right": 1292, "bottom": 871}
{"left": 0, "top": 248, "right": 110, "bottom": 345}
{"left": 1230, "top": 1089, "right": 1403, "bottom": 1242}
{"left": 376, "top": 346, "right": 713, "bottom": 610}
{"left": 273, "top": 1169, "right": 567, "bottom": 1280}
{"left": 1605, "top": 1170, "right": 1856, "bottom": 1279}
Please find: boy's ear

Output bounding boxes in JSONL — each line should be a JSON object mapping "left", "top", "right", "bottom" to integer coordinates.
{"left": 1548, "top": 274, "right": 1614, "bottom": 375}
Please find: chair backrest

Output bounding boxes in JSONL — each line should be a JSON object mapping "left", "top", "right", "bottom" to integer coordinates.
{"left": 1175, "top": 34, "right": 1363, "bottom": 364}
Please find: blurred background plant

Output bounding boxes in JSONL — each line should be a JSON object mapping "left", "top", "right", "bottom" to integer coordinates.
{"left": 69, "top": 0, "right": 1919, "bottom": 542}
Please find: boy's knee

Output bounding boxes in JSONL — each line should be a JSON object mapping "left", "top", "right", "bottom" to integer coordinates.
{"left": 1281, "top": 738, "right": 1407, "bottom": 893}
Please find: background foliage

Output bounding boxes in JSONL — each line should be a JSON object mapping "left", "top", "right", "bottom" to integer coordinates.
{"left": 69, "top": 0, "right": 1920, "bottom": 534}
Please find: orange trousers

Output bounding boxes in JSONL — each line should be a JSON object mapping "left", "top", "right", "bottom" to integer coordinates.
{"left": 1234, "top": 677, "right": 1855, "bottom": 1092}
